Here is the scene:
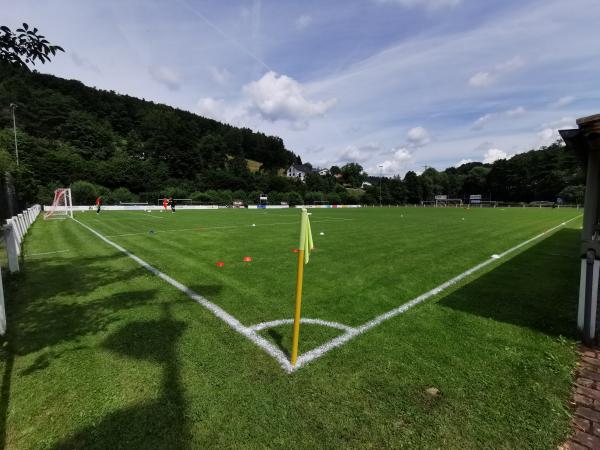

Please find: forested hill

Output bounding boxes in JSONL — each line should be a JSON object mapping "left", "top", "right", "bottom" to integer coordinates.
{"left": 0, "top": 63, "right": 299, "bottom": 201}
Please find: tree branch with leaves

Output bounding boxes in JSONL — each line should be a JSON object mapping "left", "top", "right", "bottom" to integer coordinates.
{"left": 0, "top": 23, "right": 64, "bottom": 69}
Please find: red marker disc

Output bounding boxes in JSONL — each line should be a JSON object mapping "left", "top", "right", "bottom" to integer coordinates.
{"left": 216, "top": 261, "right": 224, "bottom": 267}
{"left": 292, "top": 248, "right": 299, "bottom": 253}
{"left": 243, "top": 256, "right": 252, "bottom": 262}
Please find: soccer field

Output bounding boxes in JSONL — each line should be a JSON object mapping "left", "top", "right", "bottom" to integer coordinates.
{"left": 1, "top": 207, "right": 584, "bottom": 448}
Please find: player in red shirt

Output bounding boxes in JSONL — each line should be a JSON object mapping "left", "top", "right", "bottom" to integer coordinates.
{"left": 95, "top": 196, "right": 102, "bottom": 214}
{"left": 162, "top": 197, "right": 169, "bottom": 212}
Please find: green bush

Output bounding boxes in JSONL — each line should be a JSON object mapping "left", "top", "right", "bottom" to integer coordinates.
{"left": 71, "top": 180, "right": 99, "bottom": 205}
{"left": 190, "top": 191, "right": 214, "bottom": 204}
{"left": 109, "top": 187, "right": 138, "bottom": 205}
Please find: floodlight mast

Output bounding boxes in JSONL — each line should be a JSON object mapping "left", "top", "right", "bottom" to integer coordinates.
{"left": 9, "top": 103, "right": 19, "bottom": 166}
{"left": 560, "top": 113, "right": 600, "bottom": 345}
{"left": 378, "top": 164, "right": 383, "bottom": 207}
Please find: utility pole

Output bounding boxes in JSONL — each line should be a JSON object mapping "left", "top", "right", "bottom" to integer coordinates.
{"left": 9, "top": 103, "right": 19, "bottom": 166}
{"left": 378, "top": 164, "right": 383, "bottom": 207}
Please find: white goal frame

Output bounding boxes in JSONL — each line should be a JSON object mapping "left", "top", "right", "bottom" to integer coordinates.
{"left": 435, "top": 198, "right": 463, "bottom": 208}
{"left": 44, "top": 188, "right": 73, "bottom": 220}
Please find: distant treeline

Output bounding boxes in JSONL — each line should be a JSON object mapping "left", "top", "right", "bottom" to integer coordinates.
{"left": 0, "top": 63, "right": 585, "bottom": 208}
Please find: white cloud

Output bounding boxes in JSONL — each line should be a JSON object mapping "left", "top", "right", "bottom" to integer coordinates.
{"left": 506, "top": 106, "right": 526, "bottom": 117}
{"left": 148, "top": 66, "right": 181, "bottom": 91}
{"left": 406, "top": 126, "right": 430, "bottom": 147}
{"left": 468, "top": 56, "right": 525, "bottom": 88}
{"left": 471, "top": 114, "right": 493, "bottom": 130}
{"left": 209, "top": 66, "right": 231, "bottom": 86}
{"left": 197, "top": 97, "right": 226, "bottom": 121}
{"left": 71, "top": 52, "right": 100, "bottom": 74}
{"left": 537, "top": 116, "right": 576, "bottom": 146}
{"left": 455, "top": 158, "right": 473, "bottom": 167}
{"left": 468, "top": 71, "right": 494, "bottom": 87}
{"left": 370, "top": 147, "right": 414, "bottom": 176}
{"left": 295, "top": 14, "right": 313, "bottom": 30}
{"left": 496, "top": 56, "right": 525, "bottom": 72}
{"left": 483, "top": 148, "right": 510, "bottom": 164}
{"left": 376, "top": 0, "right": 462, "bottom": 11}
{"left": 551, "top": 96, "right": 575, "bottom": 108}
{"left": 337, "top": 144, "right": 378, "bottom": 163}
{"left": 243, "top": 71, "right": 337, "bottom": 124}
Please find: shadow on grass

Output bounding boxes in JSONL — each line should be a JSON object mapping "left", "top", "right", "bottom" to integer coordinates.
{"left": 53, "top": 303, "right": 191, "bottom": 449}
{"left": 267, "top": 328, "right": 291, "bottom": 359}
{"left": 438, "top": 228, "right": 580, "bottom": 338}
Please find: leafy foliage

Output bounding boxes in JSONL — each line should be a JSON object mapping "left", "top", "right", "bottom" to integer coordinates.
{"left": 0, "top": 23, "right": 64, "bottom": 69}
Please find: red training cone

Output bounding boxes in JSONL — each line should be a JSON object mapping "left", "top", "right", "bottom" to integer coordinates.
{"left": 243, "top": 256, "right": 252, "bottom": 262}
{"left": 216, "top": 261, "right": 224, "bottom": 267}
{"left": 292, "top": 248, "right": 299, "bottom": 253}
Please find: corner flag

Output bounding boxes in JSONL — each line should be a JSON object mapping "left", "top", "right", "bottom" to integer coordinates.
{"left": 291, "top": 208, "right": 314, "bottom": 366}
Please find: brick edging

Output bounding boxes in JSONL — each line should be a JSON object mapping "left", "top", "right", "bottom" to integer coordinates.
{"left": 560, "top": 346, "right": 600, "bottom": 449}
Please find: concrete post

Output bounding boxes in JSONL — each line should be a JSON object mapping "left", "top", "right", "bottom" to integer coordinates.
{"left": 561, "top": 114, "right": 600, "bottom": 344}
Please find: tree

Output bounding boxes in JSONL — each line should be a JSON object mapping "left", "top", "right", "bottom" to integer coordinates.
{"left": 404, "top": 171, "right": 422, "bottom": 203}
{"left": 340, "top": 163, "right": 366, "bottom": 188}
{"left": 0, "top": 23, "right": 64, "bottom": 69}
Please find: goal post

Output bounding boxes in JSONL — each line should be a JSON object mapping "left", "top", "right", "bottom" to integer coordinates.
{"left": 434, "top": 195, "right": 463, "bottom": 207}
{"left": 44, "top": 188, "right": 73, "bottom": 220}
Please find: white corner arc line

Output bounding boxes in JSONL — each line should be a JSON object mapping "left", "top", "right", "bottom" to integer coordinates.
{"left": 71, "top": 218, "right": 294, "bottom": 373}
{"left": 249, "top": 318, "right": 355, "bottom": 333}
{"left": 292, "top": 214, "right": 582, "bottom": 371}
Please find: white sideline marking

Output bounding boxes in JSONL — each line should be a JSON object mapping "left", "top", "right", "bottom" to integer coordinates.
{"left": 249, "top": 318, "right": 355, "bottom": 333}
{"left": 26, "top": 250, "right": 70, "bottom": 257}
{"left": 142, "top": 213, "right": 165, "bottom": 219}
{"left": 103, "top": 218, "right": 354, "bottom": 238}
{"left": 292, "top": 214, "right": 582, "bottom": 370}
{"left": 72, "top": 214, "right": 581, "bottom": 373}
{"left": 72, "top": 218, "right": 294, "bottom": 373}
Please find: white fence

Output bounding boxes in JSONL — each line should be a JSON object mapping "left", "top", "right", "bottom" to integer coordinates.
{"left": 1, "top": 205, "right": 41, "bottom": 335}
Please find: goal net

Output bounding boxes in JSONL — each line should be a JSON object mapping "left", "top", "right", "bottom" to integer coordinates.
{"left": 435, "top": 199, "right": 463, "bottom": 207}
{"left": 44, "top": 188, "right": 73, "bottom": 220}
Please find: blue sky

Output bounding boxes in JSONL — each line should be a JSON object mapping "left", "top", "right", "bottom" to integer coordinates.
{"left": 5, "top": 0, "right": 600, "bottom": 175}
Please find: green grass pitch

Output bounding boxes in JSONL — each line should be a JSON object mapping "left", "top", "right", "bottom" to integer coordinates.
{"left": 0, "top": 207, "right": 583, "bottom": 448}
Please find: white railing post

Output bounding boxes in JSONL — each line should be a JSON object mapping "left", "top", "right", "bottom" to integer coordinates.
{"left": 18, "top": 214, "right": 25, "bottom": 236}
{"left": 7, "top": 219, "right": 21, "bottom": 256}
{"left": 5, "top": 222, "right": 20, "bottom": 273}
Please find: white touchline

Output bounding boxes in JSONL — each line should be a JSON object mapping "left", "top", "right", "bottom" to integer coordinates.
{"left": 73, "top": 214, "right": 581, "bottom": 373}
{"left": 26, "top": 249, "right": 70, "bottom": 257}
{"left": 72, "top": 218, "right": 294, "bottom": 373}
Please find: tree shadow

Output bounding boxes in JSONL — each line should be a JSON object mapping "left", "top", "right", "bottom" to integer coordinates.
{"left": 438, "top": 228, "right": 580, "bottom": 338}
{"left": 53, "top": 303, "right": 191, "bottom": 449}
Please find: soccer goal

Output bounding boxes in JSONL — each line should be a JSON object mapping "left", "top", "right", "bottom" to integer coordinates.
{"left": 434, "top": 195, "right": 463, "bottom": 207}
{"left": 44, "top": 188, "right": 73, "bottom": 220}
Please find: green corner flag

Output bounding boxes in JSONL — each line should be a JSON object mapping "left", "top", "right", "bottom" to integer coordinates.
{"left": 299, "top": 208, "right": 314, "bottom": 264}
{"left": 291, "top": 208, "right": 315, "bottom": 366}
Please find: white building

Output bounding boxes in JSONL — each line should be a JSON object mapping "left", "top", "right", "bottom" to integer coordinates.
{"left": 286, "top": 165, "right": 329, "bottom": 182}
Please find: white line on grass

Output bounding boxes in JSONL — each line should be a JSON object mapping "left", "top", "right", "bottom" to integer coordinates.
{"left": 249, "top": 318, "right": 355, "bottom": 333}
{"left": 26, "top": 250, "right": 70, "bottom": 257}
{"left": 72, "top": 214, "right": 581, "bottom": 373}
{"left": 72, "top": 218, "right": 294, "bottom": 373}
{"left": 292, "top": 214, "right": 582, "bottom": 370}
{"left": 103, "top": 218, "right": 354, "bottom": 238}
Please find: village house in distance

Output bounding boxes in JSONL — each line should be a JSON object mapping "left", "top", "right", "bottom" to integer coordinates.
{"left": 286, "top": 164, "right": 329, "bottom": 182}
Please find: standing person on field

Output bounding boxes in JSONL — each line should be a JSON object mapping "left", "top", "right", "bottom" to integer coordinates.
{"left": 162, "top": 197, "right": 169, "bottom": 212}
{"left": 95, "top": 196, "right": 102, "bottom": 214}
{"left": 169, "top": 196, "right": 176, "bottom": 213}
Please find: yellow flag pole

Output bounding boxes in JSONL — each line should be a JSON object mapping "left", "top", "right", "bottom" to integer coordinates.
{"left": 291, "top": 209, "right": 308, "bottom": 366}
{"left": 291, "top": 248, "right": 305, "bottom": 366}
